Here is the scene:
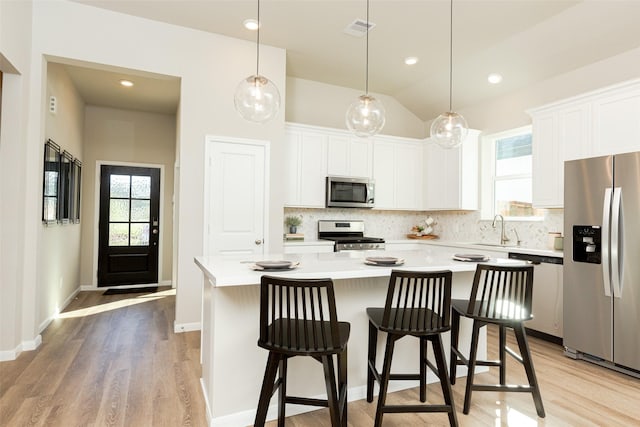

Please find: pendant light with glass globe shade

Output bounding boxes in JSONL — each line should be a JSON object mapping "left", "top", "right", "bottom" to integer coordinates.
{"left": 345, "top": 0, "right": 385, "bottom": 137}
{"left": 234, "top": 0, "right": 280, "bottom": 123}
{"left": 430, "top": 0, "right": 468, "bottom": 149}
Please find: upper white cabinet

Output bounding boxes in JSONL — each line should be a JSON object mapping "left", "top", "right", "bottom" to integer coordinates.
{"left": 327, "top": 134, "right": 373, "bottom": 178}
{"left": 528, "top": 78, "right": 640, "bottom": 208}
{"left": 591, "top": 83, "right": 640, "bottom": 156}
{"left": 372, "top": 137, "right": 423, "bottom": 210}
{"left": 423, "top": 130, "right": 480, "bottom": 210}
{"left": 284, "top": 125, "right": 327, "bottom": 208}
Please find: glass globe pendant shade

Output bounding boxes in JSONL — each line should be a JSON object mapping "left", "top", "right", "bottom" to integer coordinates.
{"left": 234, "top": 75, "right": 281, "bottom": 123}
{"left": 430, "top": 111, "right": 468, "bottom": 149}
{"left": 345, "top": 95, "right": 386, "bottom": 137}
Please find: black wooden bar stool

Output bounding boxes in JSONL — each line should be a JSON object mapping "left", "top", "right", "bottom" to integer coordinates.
{"left": 366, "top": 270, "right": 458, "bottom": 427}
{"left": 254, "top": 275, "right": 350, "bottom": 427}
{"left": 449, "top": 264, "right": 545, "bottom": 417}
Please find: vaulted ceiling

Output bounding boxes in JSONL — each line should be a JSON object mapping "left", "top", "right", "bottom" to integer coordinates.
{"left": 68, "top": 0, "right": 640, "bottom": 119}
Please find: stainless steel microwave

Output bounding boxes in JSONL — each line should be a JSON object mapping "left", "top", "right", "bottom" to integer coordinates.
{"left": 326, "top": 176, "right": 375, "bottom": 208}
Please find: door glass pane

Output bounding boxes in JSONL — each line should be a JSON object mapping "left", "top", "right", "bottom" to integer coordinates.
{"left": 130, "top": 200, "right": 150, "bottom": 222}
{"left": 130, "top": 223, "right": 150, "bottom": 246}
{"left": 131, "top": 176, "right": 151, "bottom": 199}
{"left": 109, "top": 199, "right": 130, "bottom": 221}
{"left": 43, "top": 197, "right": 57, "bottom": 221}
{"left": 110, "top": 175, "right": 130, "bottom": 198}
{"left": 109, "top": 223, "right": 129, "bottom": 246}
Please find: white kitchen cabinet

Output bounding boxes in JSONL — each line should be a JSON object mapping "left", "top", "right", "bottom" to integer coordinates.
{"left": 591, "top": 82, "right": 640, "bottom": 156}
{"left": 372, "top": 137, "right": 423, "bottom": 210}
{"left": 423, "top": 130, "right": 480, "bottom": 210}
{"left": 283, "top": 126, "right": 327, "bottom": 208}
{"left": 528, "top": 78, "right": 640, "bottom": 208}
{"left": 327, "top": 134, "right": 373, "bottom": 178}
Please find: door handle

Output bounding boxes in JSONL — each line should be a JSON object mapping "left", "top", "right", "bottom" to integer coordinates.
{"left": 602, "top": 188, "right": 612, "bottom": 297}
{"left": 255, "top": 239, "right": 263, "bottom": 245}
{"left": 152, "top": 229, "right": 159, "bottom": 234}
{"left": 611, "top": 187, "right": 622, "bottom": 298}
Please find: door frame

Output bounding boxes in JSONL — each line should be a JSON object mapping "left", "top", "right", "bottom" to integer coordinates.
{"left": 203, "top": 135, "right": 271, "bottom": 256}
{"left": 92, "top": 160, "right": 166, "bottom": 288}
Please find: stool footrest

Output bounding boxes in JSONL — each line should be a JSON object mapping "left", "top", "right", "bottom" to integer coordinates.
{"left": 383, "top": 404, "right": 454, "bottom": 414}
{"left": 472, "top": 384, "right": 534, "bottom": 393}
{"left": 285, "top": 396, "right": 329, "bottom": 407}
{"left": 389, "top": 373, "right": 421, "bottom": 381}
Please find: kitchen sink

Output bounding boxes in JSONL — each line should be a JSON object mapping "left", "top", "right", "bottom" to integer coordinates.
{"left": 469, "top": 242, "right": 515, "bottom": 248}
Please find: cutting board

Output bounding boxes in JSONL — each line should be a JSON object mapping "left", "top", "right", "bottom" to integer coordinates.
{"left": 406, "top": 234, "right": 439, "bottom": 240}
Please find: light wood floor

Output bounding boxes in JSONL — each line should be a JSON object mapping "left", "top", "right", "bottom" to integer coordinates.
{"left": 1, "top": 289, "right": 639, "bottom": 426}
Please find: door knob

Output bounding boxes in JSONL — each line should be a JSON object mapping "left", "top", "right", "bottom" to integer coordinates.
{"left": 152, "top": 229, "right": 159, "bottom": 234}
{"left": 255, "top": 239, "right": 263, "bottom": 245}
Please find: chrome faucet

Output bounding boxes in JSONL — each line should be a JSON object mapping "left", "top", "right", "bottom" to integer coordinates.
{"left": 492, "top": 214, "right": 510, "bottom": 245}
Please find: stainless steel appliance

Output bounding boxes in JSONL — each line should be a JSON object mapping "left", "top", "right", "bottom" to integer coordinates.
{"left": 326, "top": 176, "right": 375, "bottom": 209}
{"left": 564, "top": 151, "right": 640, "bottom": 378}
{"left": 318, "top": 220, "right": 385, "bottom": 252}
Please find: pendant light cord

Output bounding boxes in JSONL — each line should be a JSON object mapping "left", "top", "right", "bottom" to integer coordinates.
{"left": 448, "top": 0, "right": 453, "bottom": 112}
{"left": 256, "top": 0, "right": 261, "bottom": 76}
{"left": 365, "top": 0, "right": 370, "bottom": 95}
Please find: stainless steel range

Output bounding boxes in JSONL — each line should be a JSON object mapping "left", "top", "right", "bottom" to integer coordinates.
{"left": 318, "top": 220, "right": 385, "bottom": 252}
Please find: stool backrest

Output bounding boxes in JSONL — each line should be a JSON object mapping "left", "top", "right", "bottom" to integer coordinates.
{"left": 467, "top": 264, "right": 534, "bottom": 320}
{"left": 381, "top": 270, "right": 452, "bottom": 333}
{"left": 259, "top": 275, "right": 341, "bottom": 352}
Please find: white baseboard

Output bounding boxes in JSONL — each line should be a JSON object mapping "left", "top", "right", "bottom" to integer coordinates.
{"left": 0, "top": 334, "right": 42, "bottom": 361}
{"left": 174, "top": 321, "right": 201, "bottom": 333}
{"left": 202, "top": 366, "right": 489, "bottom": 426}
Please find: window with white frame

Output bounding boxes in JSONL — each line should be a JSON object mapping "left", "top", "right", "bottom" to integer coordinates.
{"left": 480, "top": 126, "right": 543, "bottom": 220}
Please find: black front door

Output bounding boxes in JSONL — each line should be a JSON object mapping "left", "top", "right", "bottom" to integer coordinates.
{"left": 98, "top": 165, "right": 160, "bottom": 286}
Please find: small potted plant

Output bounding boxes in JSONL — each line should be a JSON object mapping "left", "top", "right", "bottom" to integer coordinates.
{"left": 284, "top": 215, "right": 302, "bottom": 234}
{"left": 411, "top": 224, "right": 425, "bottom": 236}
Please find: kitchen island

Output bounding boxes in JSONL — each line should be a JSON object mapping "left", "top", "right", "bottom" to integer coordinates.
{"left": 195, "top": 246, "right": 522, "bottom": 426}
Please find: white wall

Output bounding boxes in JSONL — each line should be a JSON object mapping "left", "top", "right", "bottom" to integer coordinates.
{"left": 0, "top": 0, "right": 286, "bottom": 350}
{"left": 0, "top": 0, "right": 34, "bottom": 359}
{"left": 286, "top": 77, "right": 426, "bottom": 139}
{"left": 80, "top": 105, "right": 176, "bottom": 287}
{"left": 38, "top": 62, "right": 85, "bottom": 330}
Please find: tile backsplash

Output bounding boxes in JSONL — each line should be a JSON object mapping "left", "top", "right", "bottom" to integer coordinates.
{"left": 284, "top": 208, "right": 564, "bottom": 251}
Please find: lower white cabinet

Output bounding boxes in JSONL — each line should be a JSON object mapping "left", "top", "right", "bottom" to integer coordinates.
{"left": 528, "top": 262, "right": 563, "bottom": 339}
{"left": 423, "top": 130, "right": 480, "bottom": 210}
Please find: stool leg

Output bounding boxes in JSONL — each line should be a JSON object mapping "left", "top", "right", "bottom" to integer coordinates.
{"left": 255, "top": 351, "right": 281, "bottom": 427}
{"left": 338, "top": 347, "right": 348, "bottom": 427}
{"left": 420, "top": 336, "right": 427, "bottom": 402}
{"left": 374, "top": 334, "right": 397, "bottom": 427}
{"left": 463, "top": 320, "right": 481, "bottom": 415}
{"left": 499, "top": 325, "right": 507, "bottom": 386}
{"left": 513, "top": 324, "right": 546, "bottom": 418}
{"left": 278, "top": 357, "right": 287, "bottom": 427}
{"left": 450, "top": 309, "right": 461, "bottom": 384}
{"left": 367, "top": 320, "right": 378, "bottom": 403}
{"left": 432, "top": 334, "right": 459, "bottom": 427}
{"left": 322, "top": 354, "right": 341, "bottom": 426}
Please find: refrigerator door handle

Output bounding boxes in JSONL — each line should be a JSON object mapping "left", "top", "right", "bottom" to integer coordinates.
{"left": 602, "top": 187, "right": 612, "bottom": 297}
{"left": 611, "top": 187, "right": 622, "bottom": 298}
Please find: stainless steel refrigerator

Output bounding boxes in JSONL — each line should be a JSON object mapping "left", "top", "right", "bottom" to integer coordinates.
{"left": 564, "top": 151, "right": 640, "bottom": 377}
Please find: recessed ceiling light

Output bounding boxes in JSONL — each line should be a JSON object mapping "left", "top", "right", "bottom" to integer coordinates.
{"left": 120, "top": 79, "right": 134, "bottom": 87}
{"left": 404, "top": 57, "right": 419, "bottom": 66}
{"left": 488, "top": 73, "right": 503, "bottom": 84}
{"left": 243, "top": 19, "right": 259, "bottom": 31}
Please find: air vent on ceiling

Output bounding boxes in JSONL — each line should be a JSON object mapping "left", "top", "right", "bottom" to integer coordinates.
{"left": 344, "top": 19, "right": 376, "bottom": 37}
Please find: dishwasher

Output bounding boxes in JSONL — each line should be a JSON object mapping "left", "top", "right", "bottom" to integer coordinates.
{"left": 508, "top": 252, "right": 563, "bottom": 344}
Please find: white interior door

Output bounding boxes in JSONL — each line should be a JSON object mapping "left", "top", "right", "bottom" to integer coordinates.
{"left": 205, "top": 138, "right": 269, "bottom": 255}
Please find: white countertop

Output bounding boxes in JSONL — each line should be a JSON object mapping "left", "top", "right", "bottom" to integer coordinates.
{"left": 281, "top": 239, "right": 334, "bottom": 246}
{"left": 386, "top": 239, "right": 564, "bottom": 258}
{"left": 195, "top": 245, "right": 526, "bottom": 287}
